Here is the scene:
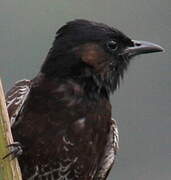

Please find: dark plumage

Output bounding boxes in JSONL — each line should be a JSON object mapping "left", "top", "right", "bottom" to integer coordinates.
{"left": 6, "top": 19, "right": 163, "bottom": 180}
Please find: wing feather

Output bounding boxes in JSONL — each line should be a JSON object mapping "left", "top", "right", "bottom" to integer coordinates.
{"left": 94, "top": 118, "right": 119, "bottom": 179}
{"left": 6, "top": 79, "right": 31, "bottom": 126}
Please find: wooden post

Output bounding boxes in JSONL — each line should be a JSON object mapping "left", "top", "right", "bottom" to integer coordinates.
{"left": 0, "top": 79, "right": 22, "bottom": 180}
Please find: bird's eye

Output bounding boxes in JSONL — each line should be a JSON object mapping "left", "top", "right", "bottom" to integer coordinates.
{"left": 107, "top": 40, "right": 118, "bottom": 52}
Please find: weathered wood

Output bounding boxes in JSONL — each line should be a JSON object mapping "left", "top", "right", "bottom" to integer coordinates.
{"left": 0, "top": 79, "right": 22, "bottom": 180}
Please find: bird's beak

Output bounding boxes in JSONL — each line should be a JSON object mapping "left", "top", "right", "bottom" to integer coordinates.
{"left": 125, "top": 40, "right": 164, "bottom": 57}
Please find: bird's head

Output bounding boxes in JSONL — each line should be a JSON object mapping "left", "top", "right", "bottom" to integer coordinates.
{"left": 41, "top": 19, "right": 164, "bottom": 99}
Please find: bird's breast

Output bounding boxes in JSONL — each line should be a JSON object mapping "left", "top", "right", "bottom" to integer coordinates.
{"left": 12, "top": 78, "right": 112, "bottom": 179}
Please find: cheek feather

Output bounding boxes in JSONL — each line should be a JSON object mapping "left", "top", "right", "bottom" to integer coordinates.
{"left": 75, "top": 43, "right": 110, "bottom": 72}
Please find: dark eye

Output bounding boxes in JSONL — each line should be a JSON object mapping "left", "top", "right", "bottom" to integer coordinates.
{"left": 107, "top": 40, "right": 118, "bottom": 51}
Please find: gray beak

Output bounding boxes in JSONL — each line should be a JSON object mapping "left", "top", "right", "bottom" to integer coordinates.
{"left": 125, "top": 40, "right": 164, "bottom": 57}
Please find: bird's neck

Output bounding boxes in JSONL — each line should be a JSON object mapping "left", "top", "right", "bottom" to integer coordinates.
{"left": 73, "top": 75, "right": 110, "bottom": 100}
{"left": 34, "top": 72, "right": 111, "bottom": 101}
{"left": 40, "top": 51, "right": 120, "bottom": 100}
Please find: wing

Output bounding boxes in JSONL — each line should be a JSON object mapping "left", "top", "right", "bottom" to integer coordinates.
{"left": 6, "top": 79, "right": 31, "bottom": 126}
{"left": 94, "top": 118, "right": 119, "bottom": 179}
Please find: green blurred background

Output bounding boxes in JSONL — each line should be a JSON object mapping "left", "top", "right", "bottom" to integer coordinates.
{"left": 0, "top": 0, "right": 171, "bottom": 179}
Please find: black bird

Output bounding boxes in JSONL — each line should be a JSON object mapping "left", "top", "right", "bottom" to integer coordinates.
{"left": 6, "top": 19, "right": 163, "bottom": 180}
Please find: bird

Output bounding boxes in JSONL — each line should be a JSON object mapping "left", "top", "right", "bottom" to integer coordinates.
{"left": 5, "top": 19, "right": 164, "bottom": 180}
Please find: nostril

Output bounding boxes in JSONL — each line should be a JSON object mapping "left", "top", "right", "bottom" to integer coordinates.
{"left": 135, "top": 42, "right": 141, "bottom": 46}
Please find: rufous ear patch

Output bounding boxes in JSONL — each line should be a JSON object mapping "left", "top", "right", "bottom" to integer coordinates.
{"left": 75, "top": 43, "right": 109, "bottom": 71}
